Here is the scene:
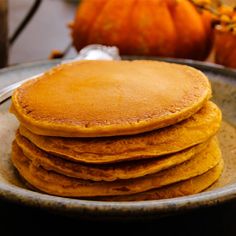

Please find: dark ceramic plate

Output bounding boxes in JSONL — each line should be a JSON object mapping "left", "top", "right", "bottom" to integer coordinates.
{"left": 0, "top": 58, "right": 235, "bottom": 220}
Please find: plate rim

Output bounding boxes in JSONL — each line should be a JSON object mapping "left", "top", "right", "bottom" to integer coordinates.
{"left": 1, "top": 179, "right": 236, "bottom": 216}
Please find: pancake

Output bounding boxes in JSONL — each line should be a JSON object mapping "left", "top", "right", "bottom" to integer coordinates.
{"left": 19, "top": 101, "right": 221, "bottom": 164}
{"left": 15, "top": 131, "right": 209, "bottom": 181}
{"left": 97, "top": 159, "right": 224, "bottom": 201}
{"left": 10, "top": 60, "right": 211, "bottom": 137}
{"left": 11, "top": 138, "right": 221, "bottom": 197}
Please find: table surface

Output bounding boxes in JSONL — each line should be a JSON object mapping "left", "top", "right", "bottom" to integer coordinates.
{"left": 0, "top": 199, "right": 236, "bottom": 235}
{"left": 2, "top": 0, "right": 236, "bottom": 234}
{"left": 9, "top": 0, "right": 77, "bottom": 65}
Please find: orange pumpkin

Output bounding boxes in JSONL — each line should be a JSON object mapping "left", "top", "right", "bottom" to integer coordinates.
{"left": 214, "top": 30, "right": 236, "bottom": 68}
{"left": 71, "top": 0, "right": 213, "bottom": 60}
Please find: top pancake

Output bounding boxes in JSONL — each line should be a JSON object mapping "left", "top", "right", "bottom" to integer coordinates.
{"left": 11, "top": 60, "right": 211, "bottom": 137}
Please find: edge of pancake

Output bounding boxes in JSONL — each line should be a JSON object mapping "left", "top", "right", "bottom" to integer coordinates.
{"left": 96, "top": 159, "right": 224, "bottom": 201}
{"left": 11, "top": 138, "right": 221, "bottom": 197}
{"left": 18, "top": 101, "right": 222, "bottom": 164}
{"left": 15, "top": 131, "right": 210, "bottom": 181}
{"left": 10, "top": 61, "right": 211, "bottom": 137}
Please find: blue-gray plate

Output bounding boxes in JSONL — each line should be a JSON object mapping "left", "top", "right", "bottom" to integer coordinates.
{"left": 0, "top": 58, "right": 235, "bottom": 220}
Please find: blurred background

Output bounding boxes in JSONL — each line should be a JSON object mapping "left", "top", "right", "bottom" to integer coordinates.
{"left": 7, "top": 0, "right": 78, "bottom": 64}
{"left": 1, "top": 0, "right": 236, "bottom": 68}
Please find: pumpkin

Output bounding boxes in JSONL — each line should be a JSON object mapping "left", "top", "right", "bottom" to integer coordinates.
{"left": 71, "top": 0, "right": 213, "bottom": 60}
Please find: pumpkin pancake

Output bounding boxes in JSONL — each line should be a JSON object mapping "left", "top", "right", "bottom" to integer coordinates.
{"left": 19, "top": 101, "right": 221, "bottom": 164}
{"left": 15, "top": 131, "right": 209, "bottom": 181}
{"left": 11, "top": 138, "right": 221, "bottom": 197}
{"left": 97, "top": 159, "right": 224, "bottom": 201}
{"left": 10, "top": 60, "right": 211, "bottom": 137}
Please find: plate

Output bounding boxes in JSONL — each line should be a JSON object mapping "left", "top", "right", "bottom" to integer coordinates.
{"left": 0, "top": 58, "right": 235, "bottom": 220}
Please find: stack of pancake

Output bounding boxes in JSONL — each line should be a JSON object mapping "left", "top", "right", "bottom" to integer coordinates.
{"left": 10, "top": 60, "right": 223, "bottom": 201}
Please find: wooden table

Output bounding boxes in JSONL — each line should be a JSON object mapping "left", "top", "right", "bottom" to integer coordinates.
{"left": 8, "top": 0, "right": 76, "bottom": 66}
{"left": 0, "top": 0, "right": 8, "bottom": 67}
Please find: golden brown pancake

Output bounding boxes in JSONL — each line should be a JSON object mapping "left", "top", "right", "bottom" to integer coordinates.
{"left": 97, "top": 159, "right": 224, "bottom": 201}
{"left": 19, "top": 101, "right": 221, "bottom": 164}
{"left": 15, "top": 131, "right": 209, "bottom": 181}
{"left": 11, "top": 60, "right": 211, "bottom": 137}
{"left": 11, "top": 138, "right": 221, "bottom": 197}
